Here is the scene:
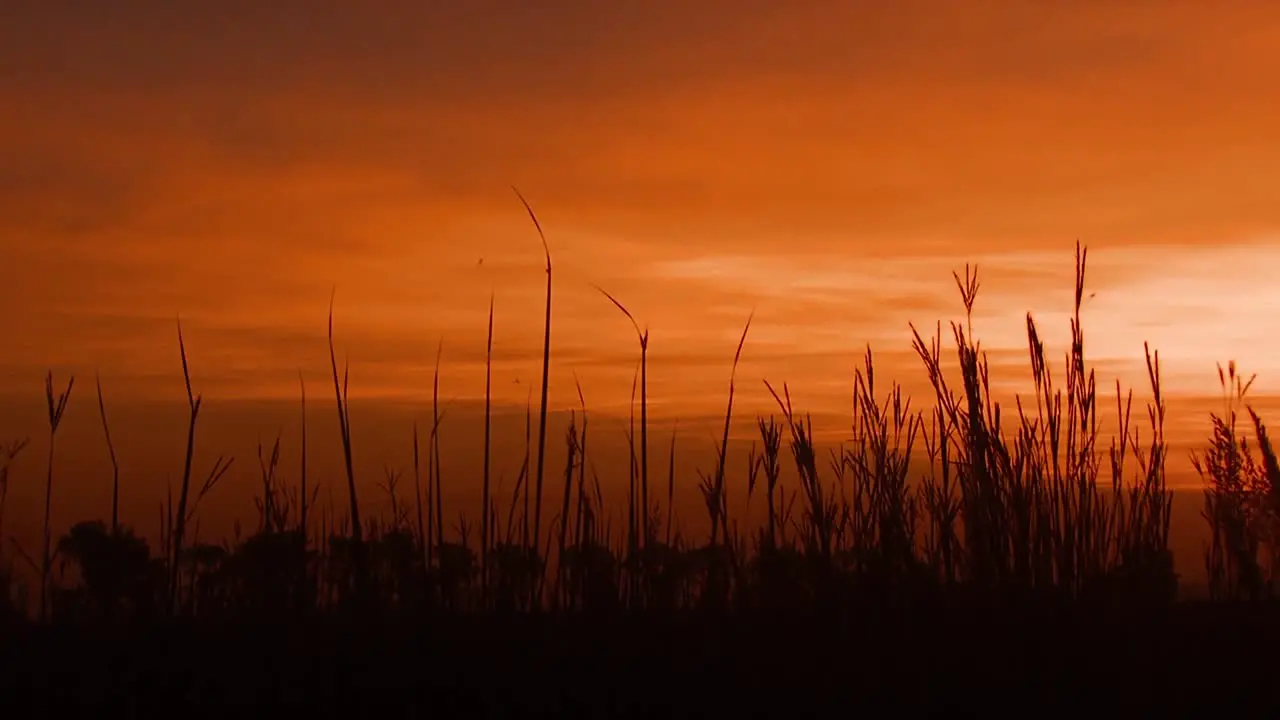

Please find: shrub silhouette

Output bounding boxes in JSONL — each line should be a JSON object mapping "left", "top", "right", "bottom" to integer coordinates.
{"left": 54, "top": 520, "right": 152, "bottom": 622}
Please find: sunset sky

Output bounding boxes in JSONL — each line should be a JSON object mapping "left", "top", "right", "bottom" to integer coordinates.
{"left": 3, "top": 2, "right": 1280, "bottom": 565}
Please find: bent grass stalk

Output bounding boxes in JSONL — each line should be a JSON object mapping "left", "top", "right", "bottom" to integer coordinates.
{"left": 595, "top": 286, "right": 650, "bottom": 549}
{"left": 514, "top": 188, "right": 553, "bottom": 603}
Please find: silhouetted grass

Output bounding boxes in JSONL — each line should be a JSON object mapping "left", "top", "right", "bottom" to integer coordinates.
{"left": 5, "top": 232, "right": 1280, "bottom": 713}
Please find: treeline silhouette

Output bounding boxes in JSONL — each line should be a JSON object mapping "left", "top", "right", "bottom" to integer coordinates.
{"left": 3, "top": 241, "right": 1280, "bottom": 714}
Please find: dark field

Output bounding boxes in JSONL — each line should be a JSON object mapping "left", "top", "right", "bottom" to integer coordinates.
{"left": 3, "top": 603, "right": 1280, "bottom": 716}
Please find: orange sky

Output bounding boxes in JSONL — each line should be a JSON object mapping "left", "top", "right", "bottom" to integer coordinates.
{"left": 4, "top": 2, "right": 1280, "bottom": 572}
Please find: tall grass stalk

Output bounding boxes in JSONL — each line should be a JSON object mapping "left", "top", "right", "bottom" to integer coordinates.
{"left": 431, "top": 341, "right": 445, "bottom": 556}
{"left": 167, "top": 318, "right": 206, "bottom": 615}
{"left": 596, "top": 286, "right": 649, "bottom": 548}
{"left": 93, "top": 374, "right": 120, "bottom": 535}
{"left": 515, "top": 189, "right": 553, "bottom": 598}
{"left": 327, "top": 293, "right": 366, "bottom": 610}
{"left": 573, "top": 377, "right": 589, "bottom": 557}
{"left": 298, "top": 372, "right": 309, "bottom": 538}
{"left": 327, "top": 294, "right": 362, "bottom": 546}
{"left": 711, "top": 314, "right": 752, "bottom": 547}
{"left": 412, "top": 422, "right": 427, "bottom": 586}
{"left": 482, "top": 295, "right": 494, "bottom": 600}
{"left": 39, "top": 372, "right": 73, "bottom": 620}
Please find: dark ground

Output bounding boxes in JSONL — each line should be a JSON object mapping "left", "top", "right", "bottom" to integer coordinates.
{"left": 3, "top": 602, "right": 1279, "bottom": 717}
